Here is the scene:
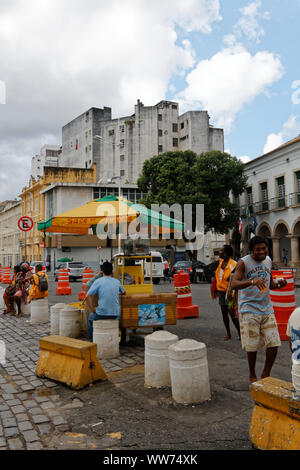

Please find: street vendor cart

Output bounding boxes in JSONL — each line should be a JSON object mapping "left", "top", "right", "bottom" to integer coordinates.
{"left": 113, "top": 253, "right": 177, "bottom": 344}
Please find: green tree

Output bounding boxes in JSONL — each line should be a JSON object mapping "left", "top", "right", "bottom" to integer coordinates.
{"left": 137, "top": 150, "right": 247, "bottom": 234}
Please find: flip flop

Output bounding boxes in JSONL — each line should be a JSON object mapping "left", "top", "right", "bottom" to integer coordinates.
{"left": 224, "top": 335, "right": 231, "bottom": 341}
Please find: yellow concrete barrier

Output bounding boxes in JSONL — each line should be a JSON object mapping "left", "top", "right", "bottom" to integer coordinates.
{"left": 250, "top": 377, "right": 300, "bottom": 450}
{"left": 36, "top": 335, "right": 107, "bottom": 389}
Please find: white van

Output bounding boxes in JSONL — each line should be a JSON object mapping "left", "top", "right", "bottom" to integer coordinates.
{"left": 145, "top": 251, "right": 164, "bottom": 285}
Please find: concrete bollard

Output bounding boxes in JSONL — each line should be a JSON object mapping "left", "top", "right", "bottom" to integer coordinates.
{"left": 145, "top": 330, "right": 178, "bottom": 388}
{"left": 59, "top": 305, "right": 81, "bottom": 338}
{"left": 168, "top": 339, "right": 211, "bottom": 404}
{"left": 30, "top": 298, "right": 49, "bottom": 324}
{"left": 50, "top": 303, "right": 66, "bottom": 335}
{"left": 93, "top": 319, "right": 119, "bottom": 359}
{"left": 22, "top": 302, "right": 31, "bottom": 316}
{"left": 292, "top": 363, "right": 300, "bottom": 394}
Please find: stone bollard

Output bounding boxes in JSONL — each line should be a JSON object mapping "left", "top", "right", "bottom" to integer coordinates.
{"left": 145, "top": 330, "right": 178, "bottom": 388}
{"left": 59, "top": 305, "right": 81, "bottom": 338}
{"left": 168, "top": 339, "right": 211, "bottom": 404}
{"left": 22, "top": 302, "right": 31, "bottom": 316}
{"left": 50, "top": 303, "right": 65, "bottom": 335}
{"left": 93, "top": 319, "right": 119, "bottom": 359}
{"left": 30, "top": 298, "right": 49, "bottom": 324}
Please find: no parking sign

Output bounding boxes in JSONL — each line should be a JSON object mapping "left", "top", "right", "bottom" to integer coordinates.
{"left": 18, "top": 216, "right": 34, "bottom": 232}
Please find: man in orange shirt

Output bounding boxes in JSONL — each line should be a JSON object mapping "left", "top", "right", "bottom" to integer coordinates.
{"left": 215, "top": 245, "right": 240, "bottom": 341}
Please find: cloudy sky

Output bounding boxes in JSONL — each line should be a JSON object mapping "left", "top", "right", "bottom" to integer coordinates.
{"left": 0, "top": 0, "right": 300, "bottom": 200}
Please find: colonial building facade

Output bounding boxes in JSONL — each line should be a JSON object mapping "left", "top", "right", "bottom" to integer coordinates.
{"left": 232, "top": 135, "right": 300, "bottom": 276}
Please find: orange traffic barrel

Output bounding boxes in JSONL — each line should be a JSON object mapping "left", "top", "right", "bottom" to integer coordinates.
{"left": 56, "top": 268, "right": 72, "bottom": 295}
{"left": 0, "top": 266, "right": 2, "bottom": 282}
{"left": 270, "top": 270, "right": 296, "bottom": 341}
{"left": 78, "top": 268, "right": 95, "bottom": 300}
{"left": 2, "top": 267, "right": 11, "bottom": 284}
{"left": 174, "top": 271, "right": 198, "bottom": 319}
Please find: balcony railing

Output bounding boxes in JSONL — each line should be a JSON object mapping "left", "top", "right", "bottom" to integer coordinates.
{"left": 239, "top": 193, "right": 300, "bottom": 218}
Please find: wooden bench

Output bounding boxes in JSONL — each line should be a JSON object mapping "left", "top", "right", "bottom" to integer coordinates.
{"left": 250, "top": 377, "right": 300, "bottom": 450}
{"left": 36, "top": 335, "right": 107, "bottom": 389}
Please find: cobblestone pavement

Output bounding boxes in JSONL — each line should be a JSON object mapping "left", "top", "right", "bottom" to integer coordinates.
{"left": 0, "top": 312, "right": 145, "bottom": 450}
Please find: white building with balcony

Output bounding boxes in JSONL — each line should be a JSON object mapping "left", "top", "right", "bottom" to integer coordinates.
{"left": 231, "top": 135, "right": 300, "bottom": 277}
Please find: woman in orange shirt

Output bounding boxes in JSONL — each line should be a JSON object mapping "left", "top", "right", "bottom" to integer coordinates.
{"left": 215, "top": 245, "right": 240, "bottom": 341}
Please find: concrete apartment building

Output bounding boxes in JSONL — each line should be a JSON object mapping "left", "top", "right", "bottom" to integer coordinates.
{"left": 31, "top": 145, "right": 61, "bottom": 180}
{"left": 230, "top": 135, "right": 300, "bottom": 278}
{"left": 60, "top": 99, "right": 224, "bottom": 188}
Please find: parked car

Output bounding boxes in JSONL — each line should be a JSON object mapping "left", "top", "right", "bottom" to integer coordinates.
{"left": 54, "top": 261, "right": 86, "bottom": 282}
{"left": 189, "top": 261, "right": 214, "bottom": 283}
{"left": 171, "top": 260, "right": 193, "bottom": 277}
{"left": 144, "top": 251, "right": 164, "bottom": 285}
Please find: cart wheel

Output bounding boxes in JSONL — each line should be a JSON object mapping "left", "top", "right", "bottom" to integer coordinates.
{"left": 119, "top": 328, "right": 127, "bottom": 345}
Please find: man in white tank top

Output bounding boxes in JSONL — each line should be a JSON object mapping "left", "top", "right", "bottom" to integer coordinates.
{"left": 231, "top": 236, "right": 287, "bottom": 384}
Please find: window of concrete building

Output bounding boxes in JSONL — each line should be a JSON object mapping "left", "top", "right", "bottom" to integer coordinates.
{"left": 120, "top": 170, "right": 125, "bottom": 177}
{"left": 158, "top": 145, "right": 163, "bottom": 153}
{"left": 296, "top": 171, "right": 300, "bottom": 203}
{"left": 85, "top": 112, "right": 89, "bottom": 122}
{"left": 246, "top": 187, "right": 253, "bottom": 213}
{"left": 276, "top": 176, "right": 285, "bottom": 208}
{"left": 158, "top": 114, "right": 162, "bottom": 121}
{"left": 172, "top": 123, "right": 178, "bottom": 132}
{"left": 173, "top": 138, "right": 178, "bottom": 147}
{"left": 260, "top": 182, "right": 269, "bottom": 211}
{"left": 109, "top": 129, "right": 114, "bottom": 136}
{"left": 172, "top": 104, "right": 177, "bottom": 110}
{"left": 85, "top": 146, "right": 88, "bottom": 153}
{"left": 85, "top": 131, "right": 88, "bottom": 139}
{"left": 89, "top": 145, "right": 91, "bottom": 151}
{"left": 120, "top": 139, "right": 125, "bottom": 147}
{"left": 120, "top": 125, "right": 124, "bottom": 132}
{"left": 180, "top": 122, "right": 184, "bottom": 129}
{"left": 120, "top": 155, "right": 125, "bottom": 161}
{"left": 158, "top": 129, "right": 163, "bottom": 137}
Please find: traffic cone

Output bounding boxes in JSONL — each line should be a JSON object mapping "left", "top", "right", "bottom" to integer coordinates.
{"left": 174, "top": 271, "right": 199, "bottom": 319}
{"left": 56, "top": 268, "right": 72, "bottom": 295}
{"left": 78, "top": 268, "right": 95, "bottom": 300}
{"left": 2, "top": 267, "right": 11, "bottom": 284}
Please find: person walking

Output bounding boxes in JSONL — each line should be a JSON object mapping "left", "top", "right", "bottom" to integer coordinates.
{"left": 215, "top": 245, "right": 240, "bottom": 341}
{"left": 231, "top": 236, "right": 287, "bottom": 384}
{"left": 163, "top": 258, "right": 170, "bottom": 283}
{"left": 86, "top": 261, "right": 125, "bottom": 342}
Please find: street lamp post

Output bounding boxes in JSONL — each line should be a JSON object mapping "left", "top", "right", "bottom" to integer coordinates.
{"left": 93, "top": 134, "right": 123, "bottom": 254}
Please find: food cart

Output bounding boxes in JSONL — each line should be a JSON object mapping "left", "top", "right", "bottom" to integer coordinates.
{"left": 113, "top": 252, "right": 177, "bottom": 344}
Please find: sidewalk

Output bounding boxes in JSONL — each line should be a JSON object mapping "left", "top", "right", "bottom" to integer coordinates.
{"left": 0, "top": 312, "right": 145, "bottom": 450}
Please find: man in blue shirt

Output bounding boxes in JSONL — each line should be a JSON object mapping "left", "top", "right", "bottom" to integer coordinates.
{"left": 86, "top": 261, "right": 125, "bottom": 341}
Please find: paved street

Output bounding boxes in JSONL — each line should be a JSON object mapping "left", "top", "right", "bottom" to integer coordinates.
{"left": 0, "top": 275, "right": 296, "bottom": 450}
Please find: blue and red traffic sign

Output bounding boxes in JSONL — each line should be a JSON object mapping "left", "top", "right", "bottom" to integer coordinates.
{"left": 18, "top": 216, "right": 34, "bottom": 232}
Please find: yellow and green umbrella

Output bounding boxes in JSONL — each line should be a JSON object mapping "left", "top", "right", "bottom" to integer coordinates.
{"left": 38, "top": 195, "right": 184, "bottom": 235}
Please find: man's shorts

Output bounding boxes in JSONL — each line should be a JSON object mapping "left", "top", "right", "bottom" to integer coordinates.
{"left": 239, "top": 313, "right": 281, "bottom": 352}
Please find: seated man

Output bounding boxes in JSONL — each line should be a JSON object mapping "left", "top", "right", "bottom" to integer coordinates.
{"left": 86, "top": 261, "right": 125, "bottom": 342}
{"left": 28, "top": 263, "right": 48, "bottom": 302}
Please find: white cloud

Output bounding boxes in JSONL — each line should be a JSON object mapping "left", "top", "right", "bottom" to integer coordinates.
{"left": 233, "top": 0, "right": 270, "bottom": 44}
{"left": 177, "top": 45, "right": 284, "bottom": 131}
{"left": 239, "top": 155, "right": 251, "bottom": 163}
{"left": 0, "top": 0, "right": 221, "bottom": 200}
{"left": 263, "top": 115, "right": 300, "bottom": 154}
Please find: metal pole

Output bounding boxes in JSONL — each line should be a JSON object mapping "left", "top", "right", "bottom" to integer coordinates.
{"left": 25, "top": 231, "right": 27, "bottom": 262}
